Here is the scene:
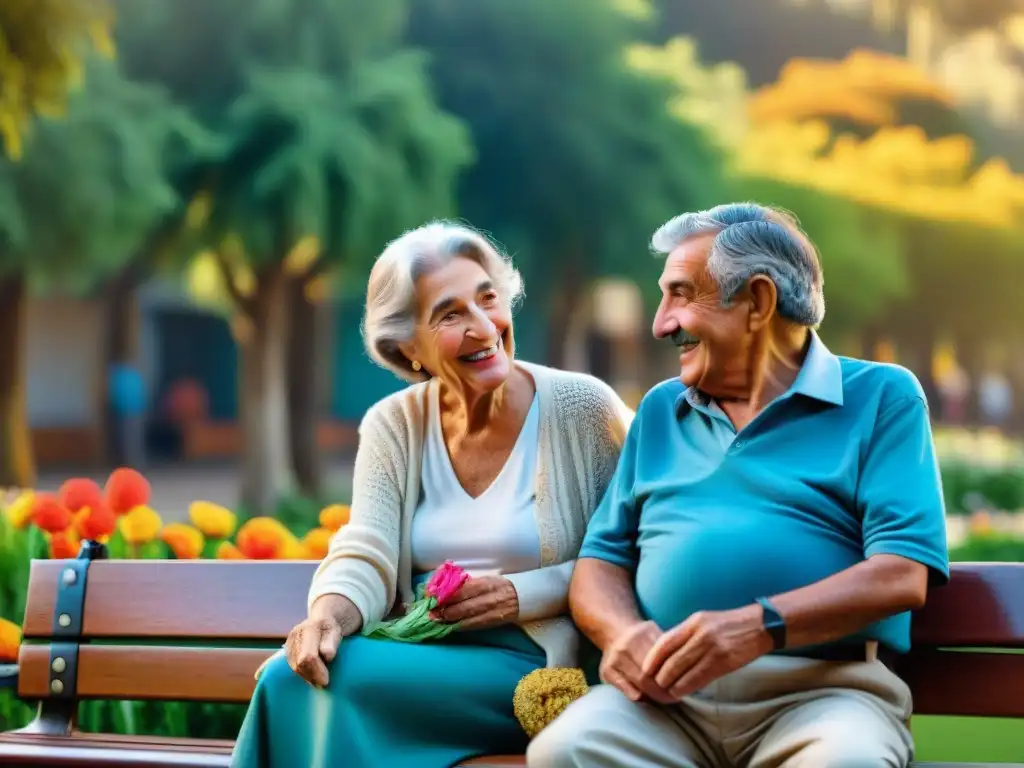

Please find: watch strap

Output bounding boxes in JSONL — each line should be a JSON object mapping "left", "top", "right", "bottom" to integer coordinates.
{"left": 755, "top": 596, "right": 787, "bottom": 650}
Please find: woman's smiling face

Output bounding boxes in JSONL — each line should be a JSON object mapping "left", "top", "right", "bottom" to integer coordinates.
{"left": 402, "top": 256, "right": 515, "bottom": 394}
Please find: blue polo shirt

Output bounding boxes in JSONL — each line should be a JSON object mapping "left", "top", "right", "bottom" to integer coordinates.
{"left": 578, "top": 334, "right": 949, "bottom": 654}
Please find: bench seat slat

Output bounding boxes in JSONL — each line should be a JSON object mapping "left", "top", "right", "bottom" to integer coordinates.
{"left": 0, "top": 732, "right": 233, "bottom": 767}
{"left": 19, "top": 645, "right": 276, "bottom": 703}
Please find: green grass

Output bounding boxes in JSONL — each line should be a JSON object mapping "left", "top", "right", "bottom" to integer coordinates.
{"left": 914, "top": 717, "right": 1023, "bottom": 763}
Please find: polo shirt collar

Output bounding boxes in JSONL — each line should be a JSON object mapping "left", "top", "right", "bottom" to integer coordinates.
{"left": 791, "top": 332, "right": 844, "bottom": 406}
{"left": 674, "top": 331, "right": 844, "bottom": 417}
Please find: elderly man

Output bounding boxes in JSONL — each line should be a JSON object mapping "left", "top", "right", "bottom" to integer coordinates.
{"left": 528, "top": 203, "right": 949, "bottom": 768}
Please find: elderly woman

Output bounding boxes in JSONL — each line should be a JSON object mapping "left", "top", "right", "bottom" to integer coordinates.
{"left": 232, "top": 222, "right": 632, "bottom": 768}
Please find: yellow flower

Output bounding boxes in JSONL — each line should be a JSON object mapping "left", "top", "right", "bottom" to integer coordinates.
{"left": 513, "top": 668, "right": 590, "bottom": 738}
{"left": 188, "top": 501, "right": 237, "bottom": 539}
{"left": 3, "top": 489, "right": 35, "bottom": 528}
{"left": 280, "top": 535, "right": 308, "bottom": 560}
{"left": 216, "top": 541, "right": 246, "bottom": 560}
{"left": 0, "top": 618, "right": 22, "bottom": 662}
{"left": 161, "top": 523, "right": 205, "bottom": 559}
{"left": 302, "top": 527, "right": 334, "bottom": 560}
{"left": 118, "top": 505, "right": 163, "bottom": 545}
{"left": 319, "top": 504, "right": 350, "bottom": 531}
{"left": 969, "top": 510, "right": 994, "bottom": 536}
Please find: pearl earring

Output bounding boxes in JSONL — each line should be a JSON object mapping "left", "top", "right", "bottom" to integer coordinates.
{"left": 411, "top": 360, "right": 422, "bottom": 371}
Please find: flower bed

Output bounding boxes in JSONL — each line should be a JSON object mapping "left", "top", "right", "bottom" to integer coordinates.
{"left": 934, "top": 427, "right": 1024, "bottom": 515}
{"left": 0, "top": 468, "right": 351, "bottom": 734}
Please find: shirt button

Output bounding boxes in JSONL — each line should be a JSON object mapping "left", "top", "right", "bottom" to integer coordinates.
{"left": 733, "top": 439, "right": 744, "bottom": 449}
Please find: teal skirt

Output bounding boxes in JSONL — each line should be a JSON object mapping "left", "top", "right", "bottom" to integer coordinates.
{"left": 231, "top": 624, "right": 545, "bottom": 768}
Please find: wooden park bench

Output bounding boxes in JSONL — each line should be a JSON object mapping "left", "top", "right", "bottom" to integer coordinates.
{"left": 0, "top": 542, "right": 1021, "bottom": 767}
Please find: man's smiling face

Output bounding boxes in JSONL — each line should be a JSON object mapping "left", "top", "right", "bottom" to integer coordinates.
{"left": 651, "top": 232, "right": 755, "bottom": 398}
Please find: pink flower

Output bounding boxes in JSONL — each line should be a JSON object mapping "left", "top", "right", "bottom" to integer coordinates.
{"left": 425, "top": 561, "right": 470, "bottom": 606}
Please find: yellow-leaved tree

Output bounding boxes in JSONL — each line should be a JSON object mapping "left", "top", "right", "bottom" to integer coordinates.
{"left": 627, "top": 37, "right": 1024, "bottom": 377}
{"left": 0, "top": 0, "right": 113, "bottom": 159}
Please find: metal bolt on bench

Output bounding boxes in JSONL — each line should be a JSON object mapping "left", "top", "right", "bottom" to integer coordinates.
{"left": 7, "top": 539, "right": 109, "bottom": 737}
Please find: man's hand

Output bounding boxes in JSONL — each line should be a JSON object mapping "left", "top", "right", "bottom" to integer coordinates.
{"left": 642, "top": 604, "right": 773, "bottom": 699}
{"left": 431, "top": 575, "right": 520, "bottom": 631}
{"left": 599, "top": 620, "right": 676, "bottom": 704}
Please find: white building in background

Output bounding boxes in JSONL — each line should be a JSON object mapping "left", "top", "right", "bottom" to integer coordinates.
{"left": 788, "top": 0, "right": 1024, "bottom": 130}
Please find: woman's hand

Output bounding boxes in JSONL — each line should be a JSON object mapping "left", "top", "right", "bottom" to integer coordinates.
{"left": 285, "top": 594, "right": 361, "bottom": 687}
{"left": 431, "top": 575, "right": 520, "bottom": 631}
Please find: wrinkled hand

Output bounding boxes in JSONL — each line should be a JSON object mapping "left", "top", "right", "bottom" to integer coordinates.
{"left": 599, "top": 620, "right": 675, "bottom": 704}
{"left": 642, "top": 605, "right": 773, "bottom": 700}
{"left": 284, "top": 615, "right": 344, "bottom": 688}
{"left": 430, "top": 575, "right": 519, "bottom": 631}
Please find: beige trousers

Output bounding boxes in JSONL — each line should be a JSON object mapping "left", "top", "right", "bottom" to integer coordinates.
{"left": 526, "top": 653, "right": 914, "bottom": 768}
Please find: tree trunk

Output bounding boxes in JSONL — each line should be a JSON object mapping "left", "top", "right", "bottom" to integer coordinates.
{"left": 544, "top": 260, "right": 585, "bottom": 368}
{"left": 100, "top": 264, "right": 143, "bottom": 465}
{"left": 239, "top": 267, "right": 293, "bottom": 515}
{"left": 0, "top": 275, "right": 35, "bottom": 488}
{"left": 287, "top": 277, "right": 324, "bottom": 498}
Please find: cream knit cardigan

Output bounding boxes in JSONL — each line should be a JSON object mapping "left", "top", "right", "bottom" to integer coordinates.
{"left": 307, "top": 361, "right": 632, "bottom": 668}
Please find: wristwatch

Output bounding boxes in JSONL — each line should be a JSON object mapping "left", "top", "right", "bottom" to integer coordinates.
{"left": 755, "top": 596, "right": 787, "bottom": 650}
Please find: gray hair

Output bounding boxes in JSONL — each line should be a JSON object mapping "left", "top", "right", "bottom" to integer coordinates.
{"left": 362, "top": 221, "right": 524, "bottom": 382}
{"left": 651, "top": 202, "right": 825, "bottom": 327}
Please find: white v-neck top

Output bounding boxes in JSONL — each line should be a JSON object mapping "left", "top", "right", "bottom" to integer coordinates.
{"left": 410, "top": 384, "right": 542, "bottom": 577}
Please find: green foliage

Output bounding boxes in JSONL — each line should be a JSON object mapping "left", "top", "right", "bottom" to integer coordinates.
{"left": 949, "top": 530, "right": 1024, "bottom": 562}
{"left": 939, "top": 459, "right": 1024, "bottom": 517}
{"left": 0, "top": 0, "right": 113, "bottom": 159}
{"left": 116, "top": 0, "right": 472, "bottom": 274}
{"left": 0, "top": 56, "right": 200, "bottom": 291}
{"left": 408, "top": 0, "right": 725, "bottom": 301}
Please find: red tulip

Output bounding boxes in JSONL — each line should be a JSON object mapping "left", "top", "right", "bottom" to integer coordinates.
{"left": 105, "top": 468, "right": 151, "bottom": 515}
{"left": 58, "top": 478, "right": 104, "bottom": 514}
{"left": 31, "top": 493, "right": 71, "bottom": 534}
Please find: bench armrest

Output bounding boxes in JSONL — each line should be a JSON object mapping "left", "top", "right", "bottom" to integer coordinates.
{"left": 0, "top": 664, "right": 18, "bottom": 690}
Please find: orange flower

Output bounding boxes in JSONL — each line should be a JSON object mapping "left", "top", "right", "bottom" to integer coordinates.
{"left": 3, "top": 490, "right": 34, "bottom": 528}
{"left": 216, "top": 541, "right": 245, "bottom": 560}
{"left": 161, "top": 523, "right": 205, "bottom": 559}
{"left": 31, "top": 493, "right": 71, "bottom": 534}
{"left": 118, "top": 505, "right": 163, "bottom": 545}
{"left": 0, "top": 618, "right": 22, "bottom": 663}
{"left": 188, "top": 501, "right": 237, "bottom": 539}
{"left": 236, "top": 517, "right": 291, "bottom": 560}
{"left": 105, "top": 468, "right": 151, "bottom": 516}
{"left": 302, "top": 527, "right": 333, "bottom": 560}
{"left": 319, "top": 504, "right": 350, "bottom": 531}
{"left": 59, "top": 478, "right": 104, "bottom": 514}
{"left": 49, "top": 529, "right": 80, "bottom": 559}
{"left": 73, "top": 501, "right": 117, "bottom": 541}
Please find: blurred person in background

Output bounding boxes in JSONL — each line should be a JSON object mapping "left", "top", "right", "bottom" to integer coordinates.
{"left": 232, "top": 222, "right": 633, "bottom": 768}
{"left": 529, "top": 203, "right": 949, "bottom": 768}
{"left": 107, "top": 360, "right": 147, "bottom": 469}
{"left": 979, "top": 368, "right": 1013, "bottom": 429}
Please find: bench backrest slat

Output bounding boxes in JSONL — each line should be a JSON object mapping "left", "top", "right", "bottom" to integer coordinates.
{"left": 910, "top": 563, "right": 1024, "bottom": 648}
{"left": 22, "top": 560, "right": 314, "bottom": 640}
